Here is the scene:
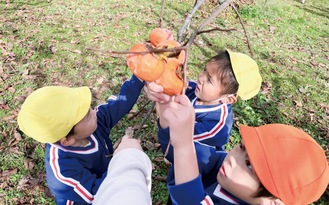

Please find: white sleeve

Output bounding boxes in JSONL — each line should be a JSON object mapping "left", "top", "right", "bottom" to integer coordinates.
{"left": 93, "top": 148, "right": 152, "bottom": 205}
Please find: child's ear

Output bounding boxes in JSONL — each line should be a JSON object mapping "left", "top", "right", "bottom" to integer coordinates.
{"left": 221, "top": 95, "right": 237, "bottom": 104}
{"left": 60, "top": 136, "right": 76, "bottom": 146}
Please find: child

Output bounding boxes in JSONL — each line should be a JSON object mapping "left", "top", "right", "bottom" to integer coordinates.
{"left": 93, "top": 135, "right": 152, "bottom": 205}
{"left": 147, "top": 49, "right": 262, "bottom": 161}
{"left": 158, "top": 94, "right": 329, "bottom": 205}
{"left": 17, "top": 75, "right": 145, "bottom": 204}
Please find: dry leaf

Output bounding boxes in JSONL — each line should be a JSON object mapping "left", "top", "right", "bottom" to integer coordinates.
{"left": 293, "top": 100, "right": 302, "bottom": 107}
{"left": 14, "top": 131, "right": 22, "bottom": 141}
{"left": 8, "top": 87, "right": 15, "bottom": 93}
{"left": 73, "top": 49, "right": 81, "bottom": 54}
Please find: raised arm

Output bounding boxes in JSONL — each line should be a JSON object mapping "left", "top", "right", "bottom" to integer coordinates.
{"left": 159, "top": 95, "right": 198, "bottom": 184}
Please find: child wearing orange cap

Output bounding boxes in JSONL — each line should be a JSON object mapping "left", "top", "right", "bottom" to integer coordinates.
{"left": 147, "top": 50, "right": 262, "bottom": 163}
{"left": 17, "top": 75, "right": 146, "bottom": 204}
{"left": 157, "top": 94, "right": 329, "bottom": 205}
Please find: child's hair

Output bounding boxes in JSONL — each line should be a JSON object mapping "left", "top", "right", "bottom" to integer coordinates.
{"left": 208, "top": 50, "right": 239, "bottom": 96}
{"left": 66, "top": 126, "right": 76, "bottom": 138}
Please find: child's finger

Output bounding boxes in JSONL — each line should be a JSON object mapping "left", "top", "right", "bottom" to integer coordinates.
{"left": 147, "top": 82, "right": 164, "bottom": 93}
{"left": 162, "top": 109, "right": 176, "bottom": 123}
{"left": 173, "top": 95, "right": 192, "bottom": 107}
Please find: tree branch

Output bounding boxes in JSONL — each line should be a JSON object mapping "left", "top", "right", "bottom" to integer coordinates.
{"left": 196, "top": 27, "right": 236, "bottom": 35}
{"left": 231, "top": 3, "right": 254, "bottom": 57}
{"left": 178, "top": 0, "right": 205, "bottom": 43}
{"left": 159, "top": 0, "right": 165, "bottom": 28}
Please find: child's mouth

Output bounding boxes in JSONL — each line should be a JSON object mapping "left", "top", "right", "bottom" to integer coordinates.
{"left": 219, "top": 165, "right": 226, "bottom": 177}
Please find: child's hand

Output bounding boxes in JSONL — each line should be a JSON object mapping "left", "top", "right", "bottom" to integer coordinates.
{"left": 161, "top": 95, "right": 195, "bottom": 148}
{"left": 114, "top": 135, "right": 143, "bottom": 155}
{"left": 144, "top": 82, "right": 171, "bottom": 103}
{"left": 157, "top": 98, "right": 174, "bottom": 129}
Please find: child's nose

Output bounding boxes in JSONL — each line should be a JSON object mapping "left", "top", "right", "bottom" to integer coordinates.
{"left": 198, "top": 74, "right": 204, "bottom": 83}
{"left": 228, "top": 156, "right": 237, "bottom": 170}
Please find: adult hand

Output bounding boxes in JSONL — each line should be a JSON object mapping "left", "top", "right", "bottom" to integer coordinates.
{"left": 114, "top": 135, "right": 142, "bottom": 155}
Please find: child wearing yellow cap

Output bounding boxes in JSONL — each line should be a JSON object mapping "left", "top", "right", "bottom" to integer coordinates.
{"left": 147, "top": 49, "right": 262, "bottom": 160}
{"left": 17, "top": 75, "right": 145, "bottom": 204}
{"left": 158, "top": 94, "right": 329, "bottom": 205}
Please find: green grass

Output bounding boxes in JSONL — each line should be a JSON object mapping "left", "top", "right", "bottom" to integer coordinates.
{"left": 0, "top": 0, "right": 328, "bottom": 204}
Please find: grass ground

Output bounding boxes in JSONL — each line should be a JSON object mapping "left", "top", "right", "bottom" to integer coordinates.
{"left": 0, "top": 0, "right": 328, "bottom": 204}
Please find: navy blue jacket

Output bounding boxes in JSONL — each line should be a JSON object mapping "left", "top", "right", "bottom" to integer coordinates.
{"left": 165, "top": 141, "right": 250, "bottom": 205}
{"left": 45, "top": 75, "right": 144, "bottom": 204}
{"left": 158, "top": 81, "right": 233, "bottom": 163}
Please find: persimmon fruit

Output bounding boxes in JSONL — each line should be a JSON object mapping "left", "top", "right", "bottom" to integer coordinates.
{"left": 156, "top": 39, "right": 185, "bottom": 64}
{"left": 149, "top": 28, "right": 173, "bottom": 47}
{"left": 126, "top": 28, "right": 186, "bottom": 96}
{"left": 155, "top": 58, "right": 183, "bottom": 96}
{"left": 126, "top": 43, "right": 165, "bottom": 82}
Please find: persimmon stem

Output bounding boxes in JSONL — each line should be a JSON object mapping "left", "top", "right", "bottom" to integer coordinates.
{"left": 134, "top": 101, "right": 156, "bottom": 140}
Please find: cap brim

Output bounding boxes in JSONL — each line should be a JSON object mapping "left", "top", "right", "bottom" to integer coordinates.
{"left": 73, "top": 86, "right": 92, "bottom": 126}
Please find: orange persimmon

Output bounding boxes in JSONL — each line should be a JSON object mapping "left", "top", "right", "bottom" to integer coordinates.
{"left": 126, "top": 43, "right": 165, "bottom": 81}
{"left": 155, "top": 58, "right": 183, "bottom": 96}
{"left": 156, "top": 39, "right": 185, "bottom": 64}
{"left": 149, "top": 28, "right": 173, "bottom": 47}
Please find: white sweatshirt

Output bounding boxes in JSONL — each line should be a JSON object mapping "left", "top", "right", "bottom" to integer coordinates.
{"left": 93, "top": 148, "right": 152, "bottom": 205}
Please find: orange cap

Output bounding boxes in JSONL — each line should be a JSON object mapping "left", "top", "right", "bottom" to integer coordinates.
{"left": 240, "top": 124, "right": 329, "bottom": 205}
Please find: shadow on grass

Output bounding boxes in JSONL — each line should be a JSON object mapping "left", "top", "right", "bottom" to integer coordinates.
{"left": 295, "top": 4, "right": 329, "bottom": 19}
{"left": 0, "top": 0, "right": 51, "bottom": 12}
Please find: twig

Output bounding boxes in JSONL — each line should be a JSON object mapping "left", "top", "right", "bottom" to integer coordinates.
{"left": 178, "top": 0, "right": 205, "bottom": 43}
{"left": 179, "top": 0, "right": 232, "bottom": 91}
{"left": 184, "top": 0, "right": 232, "bottom": 48}
{"left": 231, "top": 3, "right": 254, "bottom": 57}
{"left": 196, "top": 27, "right": 236, "bottom": 35}
{"left": 159, "top": 0, "right": 165, "bottom": 28}
{"left": 182, "top": 48, "right": 189, "bottom": 94}
{"left": 129, "top": 99, "right": 152, "bottom": 119}
{"left": 134, "top": 101, "right": 156, "bottom": 140}
{"left": 86, "top": 46, "right": 186, "bottom": 56}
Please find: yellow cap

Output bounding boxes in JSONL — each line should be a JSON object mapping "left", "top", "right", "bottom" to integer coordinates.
{"left": 227, "top": 49, "right": 262, "bottom": 100}
{"left": 17, "top": 86, "right": 91, "bottom": 143}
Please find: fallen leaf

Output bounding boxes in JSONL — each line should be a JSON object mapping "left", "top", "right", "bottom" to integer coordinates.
{"left": 293, "top": 100, "right": 302, "bottom": 107}
{"left": 144, "top": 140, "right": 155, "bottom": 151}
{"left": 8, "top": 87, "right": 15, "bottom": 93}
{"left": 0, "top": 104, "right": 9, "bottom": 110}
{"left": 24, "top": 158, "right": 35, "bottom": 170}
{"left": 73, "top": 49, "right": 81, "bottom": 54}
{"left": 298, "top": 87, "right": 305, "bottom": 93}
{"left": 14, "top": 131, "right": 22, "bottom": 141}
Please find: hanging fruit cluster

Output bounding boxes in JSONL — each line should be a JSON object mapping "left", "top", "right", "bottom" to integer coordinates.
{"left": 126, "top": 28, "right": 185, "bottom": 96}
